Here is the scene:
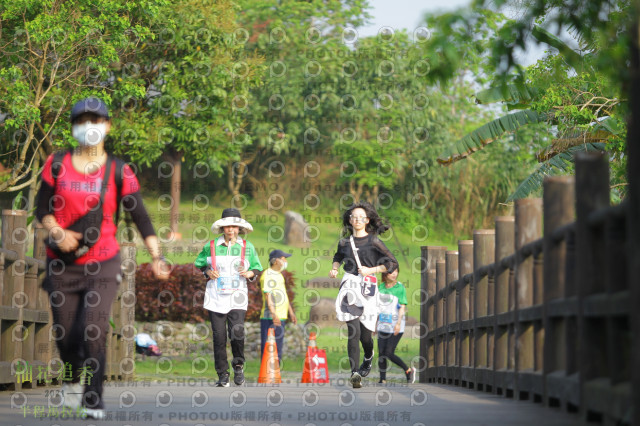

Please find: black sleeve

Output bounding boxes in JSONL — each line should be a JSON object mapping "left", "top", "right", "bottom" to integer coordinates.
{"left": 199, "top": 265, "right": 209, "bottom": 278}
{"left": 374, "top": 237, "right": 399, "bottom": 274}
{"left": 35, "top": 180, "right": 55, "bottom": 223}
{"left": 121, "top": 191, "right": 156, "bottom": 239}
{"left": 332, "top": 239, "right": 346, "bottom": 264}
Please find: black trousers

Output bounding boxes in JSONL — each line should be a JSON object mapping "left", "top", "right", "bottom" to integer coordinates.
{"left": 208, "top": 309, "right": 246, "bottom": 377}
{"left": 377, "top": 331, "right": 409, "bottom": 379}
{"left": 346, "top": 318, "right": 374, "bottom": 373}
{"left": 44, "top": 255, "right": 121, "bottom": 409}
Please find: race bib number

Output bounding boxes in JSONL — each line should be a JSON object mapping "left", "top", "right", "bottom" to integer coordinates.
{"left": 379, "top": 313, "right": 393, "bottom": 323}
{"left": 216, "top": 276, "right": 242, "bottom": 294}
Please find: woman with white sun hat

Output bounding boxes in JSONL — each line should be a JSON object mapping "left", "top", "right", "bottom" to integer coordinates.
{"left": 194, "top": 208, "right": 262, "bottom": 387}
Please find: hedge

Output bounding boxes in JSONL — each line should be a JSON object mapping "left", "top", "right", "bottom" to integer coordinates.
{"left": 135, "top": 263, "right": 297, "bottom": 323}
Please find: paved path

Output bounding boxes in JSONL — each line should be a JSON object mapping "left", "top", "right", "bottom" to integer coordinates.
{"left": 1, "top": 377, "right": 583, "bottom": 426}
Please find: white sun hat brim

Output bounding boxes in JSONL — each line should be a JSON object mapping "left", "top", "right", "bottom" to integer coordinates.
{"left": 211, "top": 217, "right": 254, "bottom": 234}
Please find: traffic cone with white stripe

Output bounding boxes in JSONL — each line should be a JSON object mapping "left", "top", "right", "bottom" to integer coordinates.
{"left": 258, "top": 327, "right": 281, "bottom": 384}
{"left": 301, "top": 332, "right": 329, "bottom": 383}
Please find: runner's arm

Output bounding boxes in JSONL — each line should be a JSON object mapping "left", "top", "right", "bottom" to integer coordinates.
{"left": 394, "top": 304, "right": 406, "bottom": 335}
{"left": 373, "top": 238, "right": 399, "bottom": 274}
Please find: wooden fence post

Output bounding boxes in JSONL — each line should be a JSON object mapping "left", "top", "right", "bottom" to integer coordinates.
{"left": 1, "top": 210, "right": 27, "bottom": 389}
{"left": 626, "top": 30, "right": 640, "bottom": 424}
{"left": 457, "top": 240, "right": 473, "bottom": 388}
{"left": 436, "top": 259, "right": 446, "bottom": 381}
{"left": 445, "top": 250, "right": 458, "bottom": 384}
{"left": 420, "top": 246, "right": 446, "bottom": 383}
{"left": 542, "top": 176, "right": 575, "bottom": 409}
{"left": 494, "top": 216, "right": 514, "bottom": 396}
{"left": 575, "top": 152, "right": 610, "bottom": 421}
{"left": 473, "top": 229, "right": 495, "bottom": 391}
{"left": 514, "top": 198, "right": 542, "bottom": 401}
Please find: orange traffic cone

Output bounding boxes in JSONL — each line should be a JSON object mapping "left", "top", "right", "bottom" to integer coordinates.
{"left": 258, "top": 328, "right": 281, "bottom": 384}
{"left": 301, "top": 332, "right": 330, "bottom": 383}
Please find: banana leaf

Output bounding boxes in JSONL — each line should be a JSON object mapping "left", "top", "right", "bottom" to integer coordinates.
{"left": 437, "top": 110, "right": 544, "bottom": 165}
{"left": 507, "top": 142, "right": 606, "bottom": 202}
{"left": 531, "top": 25, "right": 584, "bottom": 73}
{"left": 474, "top": 84, "right": 538, "bottom": 106}
{"left": 536, "top": 130, "right": 611, "bottom": 162}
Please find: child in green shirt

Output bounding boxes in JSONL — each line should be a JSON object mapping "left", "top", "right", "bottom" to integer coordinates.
{"left": 377, "top": 266, "right": 415, "bottom": 383}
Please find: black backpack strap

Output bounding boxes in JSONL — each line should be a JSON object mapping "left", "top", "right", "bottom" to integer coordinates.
{"left": 112, "top": 156, "right": 126, "bottom": 227}
{"left": 51, "top": 149, "right": 71, "bottom": 186}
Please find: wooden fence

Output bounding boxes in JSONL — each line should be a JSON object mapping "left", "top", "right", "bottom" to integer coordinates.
{"left": 0, "top": 210, "right": 136, "bottom": 390}
{"left": 419, "top": 152, "right": 632, "bottom": 424}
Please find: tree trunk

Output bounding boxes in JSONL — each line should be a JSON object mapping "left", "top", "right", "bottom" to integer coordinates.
{"left": 170, "top": 151, "right": 182, "bottom": 239}
{"left": 228, "top": 151, "right": 259, "bottom": 197}
{"left": 27, "top": 153, "right": 41, "bottom": 212}
{"left": 228, "top": 162, "right": 244, "bottom": 197}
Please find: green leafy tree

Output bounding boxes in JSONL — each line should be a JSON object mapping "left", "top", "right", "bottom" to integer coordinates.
{"left": 0, "top": 0, "right": 167, "bottom": 209}
{"left": 108, "top": 0, "right": 264, "bottom": 236}
{"left": 230, "top": 0, "right": 371, "bottom": 196}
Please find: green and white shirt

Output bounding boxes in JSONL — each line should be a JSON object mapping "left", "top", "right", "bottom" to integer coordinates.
{"left": 194, "top": 236, "right": 262, "bottom": 313}
{"left": 377, "top": 281, "right": 408, "bottom": 334}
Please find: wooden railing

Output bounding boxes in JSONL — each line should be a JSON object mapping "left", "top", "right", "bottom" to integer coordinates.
{"left": 0, "top": 210, "right": 136, "bottom": 390}
{"left": 419, "top": 152, "right": 632, "bottom": 424}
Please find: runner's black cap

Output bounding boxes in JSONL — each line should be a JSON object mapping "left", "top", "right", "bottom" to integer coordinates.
{"left": 70, "top": 97, "right": 110, "bottom": 122}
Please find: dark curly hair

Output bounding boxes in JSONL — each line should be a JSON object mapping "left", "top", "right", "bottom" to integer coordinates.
{"left": 340, "top": 201, "right": 390, "bottom": 237}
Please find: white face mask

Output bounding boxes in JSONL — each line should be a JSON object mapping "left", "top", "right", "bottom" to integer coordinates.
{"left": 281, "top": 261, "right": 288, "bottom": 270}
{"left": 72, "top": 122, "right": 107, "bottom": 146}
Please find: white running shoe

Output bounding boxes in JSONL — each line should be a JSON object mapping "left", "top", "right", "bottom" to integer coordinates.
{"left": 83, "top": 407, "right": 106, "bottom": 420}
{"left": 406, "top": 366, "right": 417, "bottom": 384}
{"left": 61, "top": 383, "right": 83, "bottom": 410}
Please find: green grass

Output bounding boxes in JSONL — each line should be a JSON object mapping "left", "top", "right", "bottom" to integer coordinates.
{"left": 134, "top": 326, "right": 420, "bottom": 382}
{"left": 133, "top": 193, "right": 456, "bottom": 321}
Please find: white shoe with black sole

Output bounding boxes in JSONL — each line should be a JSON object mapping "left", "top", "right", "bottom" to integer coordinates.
{"left": 82, "top": 408, "right": 106, "bottom": 420}
{"left": 406, "top": 366, "right": 416, "bottom": 384}
{"left": 61, "top": 383, "right": 83, "bottom": 410}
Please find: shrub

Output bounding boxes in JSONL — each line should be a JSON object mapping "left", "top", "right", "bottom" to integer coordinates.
{"left": 135, "top": 264, "right": 296, "bottom": 323}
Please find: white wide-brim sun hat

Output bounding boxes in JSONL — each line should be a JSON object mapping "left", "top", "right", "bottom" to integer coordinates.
{"left": 211, "top": 208, "right": 254, "bottom": 234}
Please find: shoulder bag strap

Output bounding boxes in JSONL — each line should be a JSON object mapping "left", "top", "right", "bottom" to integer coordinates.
{"left": 349, "top": 236, "right": 363, "bottom": 270}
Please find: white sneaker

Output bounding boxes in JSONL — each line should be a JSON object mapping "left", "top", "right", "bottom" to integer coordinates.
{"left": 406, "top": 367, "right": 416, "bottom": 384}
{"left": 83, "top": 407, "right": 106, "bottom": 420}
{"left": 61, "top": 383, "right": 83, "bottom": 409}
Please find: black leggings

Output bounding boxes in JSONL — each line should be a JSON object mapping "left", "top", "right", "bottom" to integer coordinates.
{"left": 45, "top": 255, "right": 121, "bottom": 409}
{"left": 347, "top": 318, "right": 374, "bottom": 373}
{"left": 377, "top": 331, "right": 409, "bottom": 379}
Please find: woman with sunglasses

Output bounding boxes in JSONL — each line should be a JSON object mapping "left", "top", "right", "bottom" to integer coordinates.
{"left": 330, "top": 201, "right": 398, "bottom": 388}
